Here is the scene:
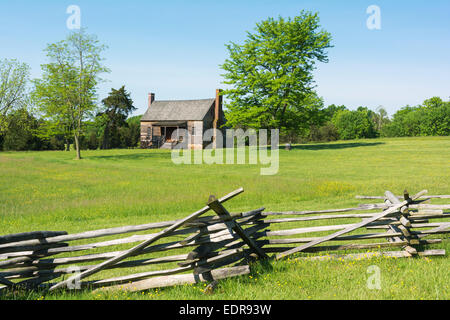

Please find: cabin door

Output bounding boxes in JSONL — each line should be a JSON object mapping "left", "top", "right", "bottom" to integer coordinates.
{"left": 165, "top": 127, "right": 177, "bottom": 142}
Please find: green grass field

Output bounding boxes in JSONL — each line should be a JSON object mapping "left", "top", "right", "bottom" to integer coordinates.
{"left": 0, "top": 137, "right": 449, "bottom": 300}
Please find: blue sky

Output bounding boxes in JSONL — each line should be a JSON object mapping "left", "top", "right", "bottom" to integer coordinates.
{"left": 1, "top": 0, "right": 449, "bottom": 116}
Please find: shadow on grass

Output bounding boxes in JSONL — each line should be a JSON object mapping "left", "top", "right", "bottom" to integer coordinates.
{"left": 247, "top": 256, "right": 275, "bottom": 275}
{"left": 289, "top": 141, "right": 385, "bottom": 151}
{"left": 83, "top": 141, "right": 385, "bottom": 161}
{"left": 86, "top": 151, "right": 172, "bottom": 161}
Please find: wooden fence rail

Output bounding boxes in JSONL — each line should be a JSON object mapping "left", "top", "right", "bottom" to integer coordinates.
{"left": 0, "top": 188, "right": 448, "bottom": 294}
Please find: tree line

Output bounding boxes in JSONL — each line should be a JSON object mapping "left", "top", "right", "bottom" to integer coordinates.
{"left": 0, "top": 30, "right": 140, "bottom": 156}
{"left": 0, "top": 83, "right": 141, "bottom": 152}
{"left": 301, "top": 97, "right": 450, "bottom": 143}
{"left": 220, "top": 11, "right": 449, "bottom": 143}
{"left": 1, "top": 14, "right": 449, "bottom": 154}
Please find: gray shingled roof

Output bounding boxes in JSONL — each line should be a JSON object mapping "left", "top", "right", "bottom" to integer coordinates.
{"left": 141, "top": 99, "right": 215, "bottom": 121}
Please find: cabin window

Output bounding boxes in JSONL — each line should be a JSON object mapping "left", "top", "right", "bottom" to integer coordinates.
{"left": 191, "top": 126, "right": 195, "bottom": 136}
{"left": 147, "top": 126, "right": 152, "bottom": 137}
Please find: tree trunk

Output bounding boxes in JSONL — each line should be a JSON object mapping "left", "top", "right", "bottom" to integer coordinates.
{"left": 102, "top": 125, "right": 110, "bottom": 150}
{"left": 279, "top": 103, "right": 288, "bottom": 130}
{"left": 65, "top": 138, "right": 70, "bottom": 151}
{"left": 74, "top": 133, "right": 81, "bottom": 160}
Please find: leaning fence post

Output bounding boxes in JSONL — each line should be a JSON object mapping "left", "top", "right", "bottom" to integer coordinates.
{"left": 207, "top": 196, "right": 268, "bottom": 260}
{"left": 49, "top": 188, "right": 245, "bottom": 291}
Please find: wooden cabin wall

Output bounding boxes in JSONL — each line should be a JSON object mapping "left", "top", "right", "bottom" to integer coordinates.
{"left": 140, "top": 121, "right": 152, "bottom": 148}
{"left": 187, "top": 121, "right": 204, "bottom": 150}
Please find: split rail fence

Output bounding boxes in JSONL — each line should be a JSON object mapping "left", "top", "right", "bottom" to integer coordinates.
{"left": 0, "top": 188, "right": 448, "bottom": 293}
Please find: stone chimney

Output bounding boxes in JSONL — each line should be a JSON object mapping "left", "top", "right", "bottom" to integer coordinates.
{"left": 213, "top": 89, "right": 223, "bottom": 149}
{"left": 148, "top": 93, "right": 155, "bottom": 108}
{"left": 215, "top": 89, "right": 222, "bottom": 124}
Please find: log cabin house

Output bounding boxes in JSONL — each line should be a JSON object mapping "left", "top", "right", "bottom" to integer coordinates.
{"left": 140, "top": 89, "right": 225, "bottom": 149}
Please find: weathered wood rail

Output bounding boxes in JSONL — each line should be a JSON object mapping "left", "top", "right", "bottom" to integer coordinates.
{"left": 263, "top": 190, "right": 449, "bottom": 261}
{"left": 0, "top": 188, "right": 448, "bottom": 294}
{"left": 0, "top": 188, "right": 264, "bottom": 292}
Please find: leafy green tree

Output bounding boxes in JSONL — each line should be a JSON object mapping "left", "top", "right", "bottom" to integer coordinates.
{"left": 97, "top": 86, "right": 136, "bottom": 149}
{"left": 33, "top": 29, "right": 109, "bottom": 159}
{"left": 1, "top": 108, "right": 47, "bottom": 151}
{"left": 306, "top": 104, "right": 345, "bottom": 142}
{"left": 321, "top": 104, "right": 347, "bottom": 122}
{"left": 33, "top": 119, "right": 72, "bottom": 151}
{"left": 382, "top": 106, "right": 420, "bottom": 137}
{"left": 0, "top": 59, "right": 30, "bottom": 131}
{"left": 419, "top": 97, "right": 450, "bottom": 136}
{"left": 78, "top": 120, "right": 100, "bottom": 150}
{"left": 126, "top": 115, "right": 142, "bottom": 148}
{"left": 281, "top": 93, "right": 325, "bottom": 142}
{"left": 221, "top": 11, "right": 332, "bottom": 133}
{"left": 332, "top": 108, "right": 377, "bottom": 140}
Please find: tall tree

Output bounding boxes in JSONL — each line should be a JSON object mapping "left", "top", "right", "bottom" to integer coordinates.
{"left": 97, "top": 86, "right": 135, "bottom": 149}
{"left": 221, "top": 11, "right": 332, "bottom": 132}
{"left": 33, "top": 29, "right": 109, "bottom": 159}
{"left": 32, "top": 52, "right": 78, "bottom": 151}
{"left": 372, "top": 106, "right": 389, "bottom": 132}
{"left": 0, "top": 59, "right": 30, "bottom": 131}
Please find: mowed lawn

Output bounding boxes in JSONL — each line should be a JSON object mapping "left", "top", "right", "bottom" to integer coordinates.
{"left": 0, "top": 136, "right": 449, "bottom": 300}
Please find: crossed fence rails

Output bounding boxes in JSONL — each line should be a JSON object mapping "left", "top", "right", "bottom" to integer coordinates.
{"left": 0, "top": 188, "right": 448, "bottom": 293}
